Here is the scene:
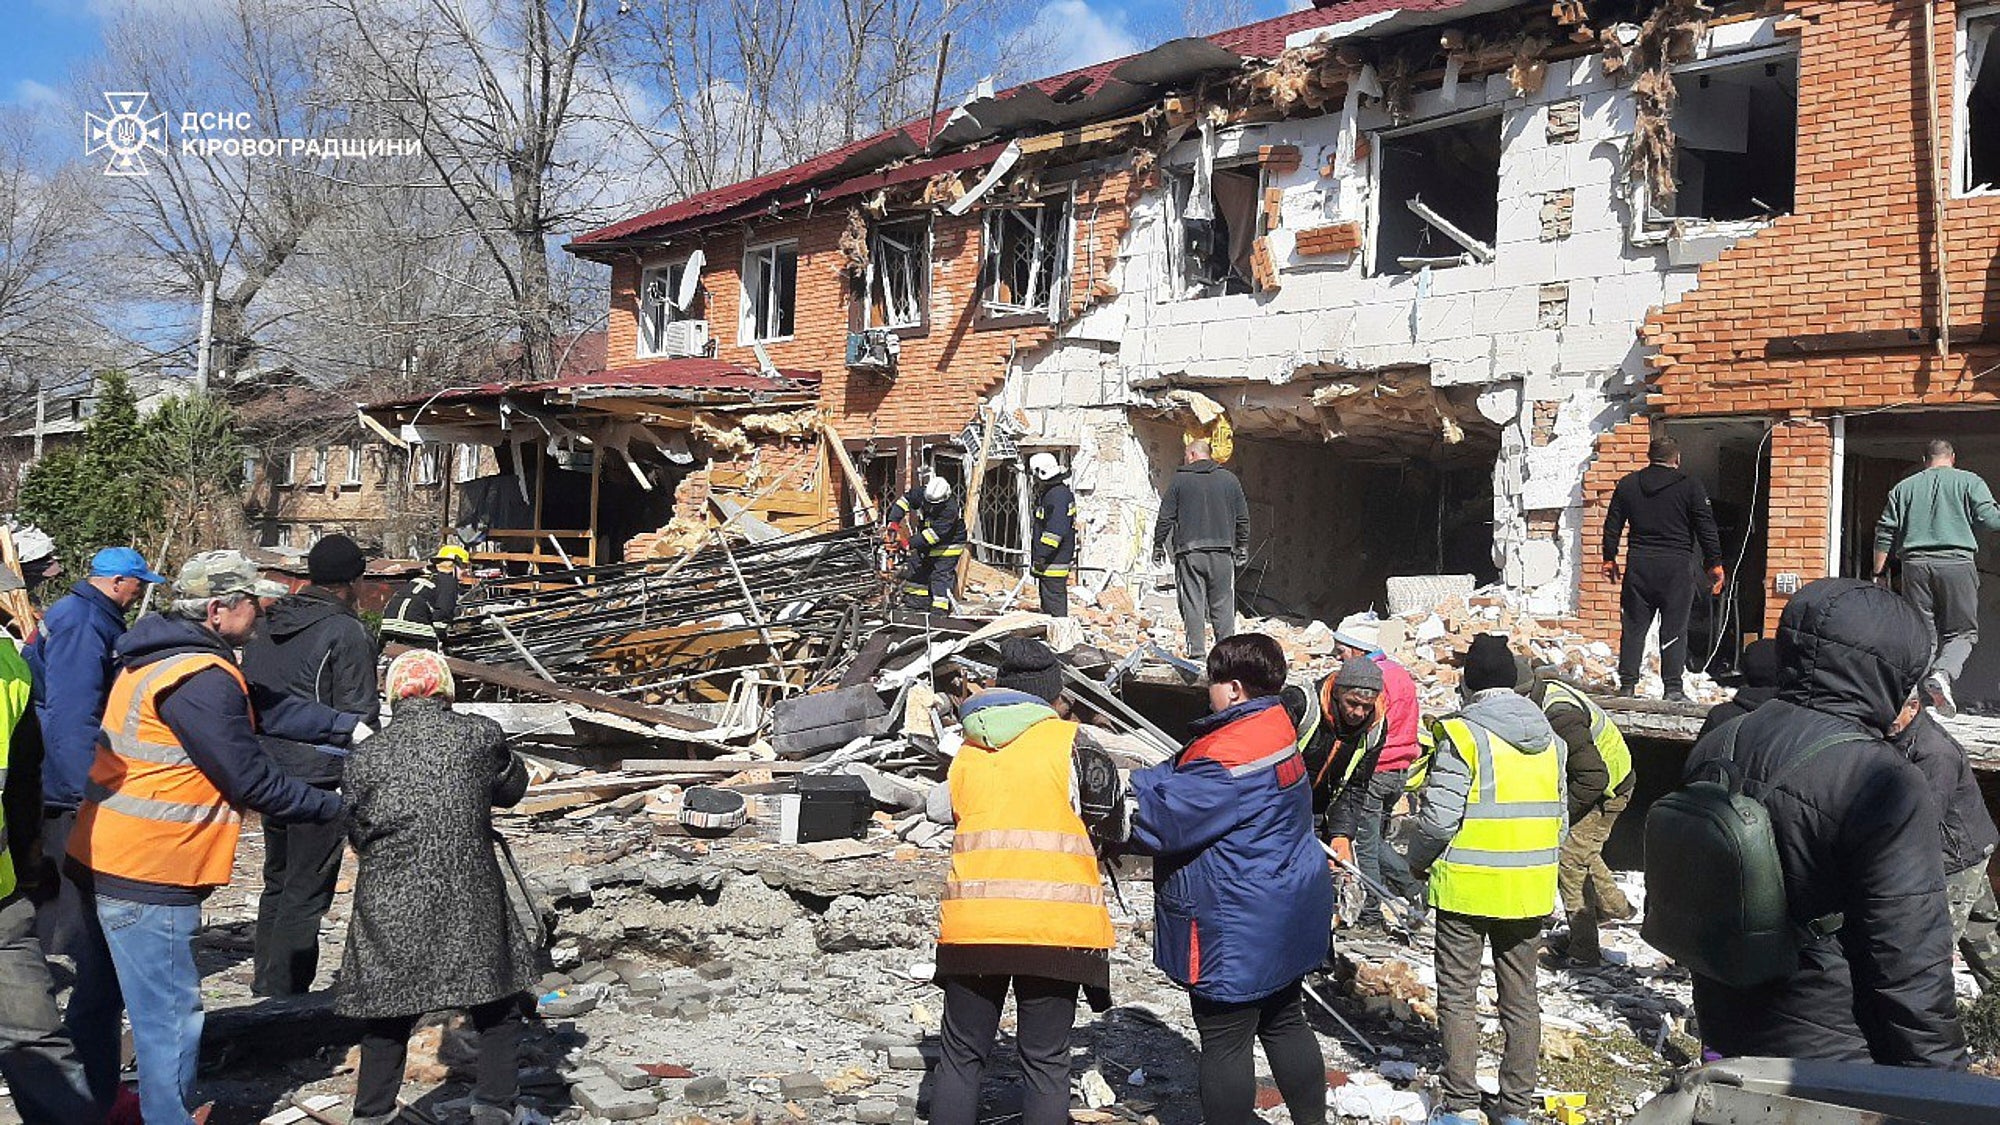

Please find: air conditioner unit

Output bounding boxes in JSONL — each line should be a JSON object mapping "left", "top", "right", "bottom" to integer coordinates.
{"left": 846, "top": 328, "right": 900, "bottom": 374}
{"left": 660, "top": 319, "right": 710, "bottom": 358}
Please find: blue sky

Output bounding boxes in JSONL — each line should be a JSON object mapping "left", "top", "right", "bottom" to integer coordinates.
{"left": 1, "top": 1, "right": 100, "bottom": 108}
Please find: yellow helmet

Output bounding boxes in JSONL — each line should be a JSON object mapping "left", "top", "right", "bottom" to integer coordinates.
{"left": 434, "top": 544, "right": 471, "bottom": 566}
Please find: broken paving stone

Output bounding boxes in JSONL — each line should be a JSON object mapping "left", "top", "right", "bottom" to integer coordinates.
{"left": 684, "top": 1075, "right": 731, "bottom": 1106}
{"left": 541, "top": 991, "right": 600, "bottom": 1018}
{"left": 696, "top": 961, "right": 736, "bottom": 980}
{"left": 859, "top": 1032, "right": 915, "bottom": 1052}
{"left": 778, "top": 1072, "right": 827, "bottom": 1098}
{"left": 884, "top": 1045, "right": 928, "bottom": 1071}
{"left": 853, "top": 1100, "right": 899, "bottom": 1124}
{"left": 574, "top": 1077, "right": 660, "bottom": 1120}
{"left": 605, "top": 1061, "right": 660, "bottom": 1090}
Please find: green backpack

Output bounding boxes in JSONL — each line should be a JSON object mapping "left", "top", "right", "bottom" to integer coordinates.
{"left": 1642, "top": 716, "right": 1862, "bottom": 988}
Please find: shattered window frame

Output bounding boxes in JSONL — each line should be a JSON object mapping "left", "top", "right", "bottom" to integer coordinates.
{"left": 739, "top": 240, "right": 799, "bottom": 344}
{"left": 637, "top": 258, "right": 697, "bottom": 357}
{"left": 307, "top": 446, "right": 329, "bottom": 488}
{"left": 275, "top": 524, "right": 293, "bottom": 549}
{"left": 1369, "top": 106, "right": 1504, "bottom": 276}
{"left": 412, "top": 443, "right": 443, "bottom": 487}
{"left": 1959, "top": 5, "right": 2000, "bottom": 195}
{"left": 1635, "top": 45, "right": 1799, "bottom": 234}
{"left": 866, "top": 216, "right": 931, "bottom": 332}
{"left": 342, "top": 443, "right": 363, "bottom": 487}
{"left": 1162, "top": 163, "right": 1264, "bottom": 300}
{"left": 981, "top": 194, "right": 1072, "bottom": 322}
{"left": 272, "top": 448, "right": 295, "bottom": 488}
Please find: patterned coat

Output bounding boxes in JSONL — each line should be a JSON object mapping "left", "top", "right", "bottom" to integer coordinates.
{"left": 335, "top": 698, "right": 537, "bottom": 1018}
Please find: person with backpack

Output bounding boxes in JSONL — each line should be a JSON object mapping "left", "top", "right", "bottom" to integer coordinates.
{"left": 1408, "top": 635, "right": 1566, "bottom": 1125}
{"left": 1655, "top": 578, "right": 1964, "bottom": 1067}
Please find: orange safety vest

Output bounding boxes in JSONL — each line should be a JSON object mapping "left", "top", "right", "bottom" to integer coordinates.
{"left": 68, "top": 653, "right": 253, "bottom": 890}
{"left": 939, "top": 717, "right": 1115, "bottom": 950}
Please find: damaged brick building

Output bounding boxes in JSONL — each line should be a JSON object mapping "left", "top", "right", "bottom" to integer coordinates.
{"left": 562, "top": 0, "right": 2000, "bottom": 703}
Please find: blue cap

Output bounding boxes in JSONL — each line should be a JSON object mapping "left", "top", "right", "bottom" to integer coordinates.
{"left": 89, "top": 547, "right": 165, "bottom": 584}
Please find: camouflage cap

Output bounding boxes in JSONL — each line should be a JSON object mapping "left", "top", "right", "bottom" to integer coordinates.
{"left": 175, "top": 550, "right": 289, "bottom": 600}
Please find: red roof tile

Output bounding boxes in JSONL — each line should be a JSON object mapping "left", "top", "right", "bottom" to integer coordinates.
{"left": 573, "top": 0, "right": 1470, "bottom": 248}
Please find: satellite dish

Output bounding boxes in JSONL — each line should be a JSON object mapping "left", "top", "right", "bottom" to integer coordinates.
{"left": 676, "top": 249, "right": 705, "bottom": 310}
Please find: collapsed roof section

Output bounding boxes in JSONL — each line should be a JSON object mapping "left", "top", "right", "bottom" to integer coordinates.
{"left": 569, "top": 1, "right": 1505, "bottom": 256}
{"left": 1132, "top": 367, "right": 1500, "bottom": 463}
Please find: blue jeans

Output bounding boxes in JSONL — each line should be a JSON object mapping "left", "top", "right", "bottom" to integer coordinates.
{"left": 62, "top": 871, "right": 126, "bottom": 1114}
{"left": 1357, "top": 768, "right": 1422, "bottom": 901}
{"left": 94, "top": 896, "right": 203, "bottom": 1125}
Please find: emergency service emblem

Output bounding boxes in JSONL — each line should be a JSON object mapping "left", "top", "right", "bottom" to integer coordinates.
{"left": 86, "top": 92, "right": 167, "bottom": 177}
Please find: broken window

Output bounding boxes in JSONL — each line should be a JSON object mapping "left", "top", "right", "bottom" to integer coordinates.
{"left": 983, "top": 198, "right": 1070, "bottom": 319}
{"left": 1964, "top": 11, "right": 2000, "bottom": 192}
{"left": 1166, "top": 165, "right": 1261, "bottom": 298}
{"left": 639, "top": 254, "right": 705, "bottom": 355}
{"left": 272, "top": 448, "right": 294, "bottom": 488}
{"left": 740, "top": 241, "right": 797, "bottom": 342}
{"left": 307, "top": 446, "right": 329, "bottom": 487}
{"left": 413, "top": 443, "right": 442, "bottom": 487}
{"left": 867, "top": 217, "right": 929, "bottom": 330}
{"left": 275, "top": 524, "right": 293, "bottom": 548}
{"left": 1374, "top": 112, "right": 1501, "bottom": 274}
{"left": 1656, "top": 50, "right": 1797, "bottom": 221}
{"left": 343, "top": 444, "right": 363, "bottom": 486}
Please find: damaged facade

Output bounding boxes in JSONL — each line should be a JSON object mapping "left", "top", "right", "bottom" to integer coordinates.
{"left": 564, "top": 0, "right": 2000, "bottom": 696}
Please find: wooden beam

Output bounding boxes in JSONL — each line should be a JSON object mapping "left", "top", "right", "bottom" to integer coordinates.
{"left": 385, "top": 643, "right": 715, "bottom": 732}
{"left": 619, "top": 758, "right": 815, "bottom": 774}
{"left": 821, "top": 421, "right": 879, "bottom": 523}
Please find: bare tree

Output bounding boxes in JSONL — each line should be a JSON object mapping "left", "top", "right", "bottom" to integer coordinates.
{"left": 1178, "top": 0, "right": 1258, "bottom": 39}
{"left": 0, "top": 110, "right": 109, "bottom": 390}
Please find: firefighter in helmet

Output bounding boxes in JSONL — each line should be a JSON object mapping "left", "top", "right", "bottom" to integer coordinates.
{"left": 888, "top": 474, "right": 965, "bottom": 614}
{"left": 380, "top": 544, "right": 469, "bottom": 649}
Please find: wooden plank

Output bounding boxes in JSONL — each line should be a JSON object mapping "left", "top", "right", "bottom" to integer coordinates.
{"left": 619, "top": 758, "right": 815, "bottom": 774}
{"left": 387, "top": 643, "right": 716, "bottom": 732}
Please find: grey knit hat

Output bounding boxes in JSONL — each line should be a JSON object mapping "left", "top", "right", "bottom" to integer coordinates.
{"left": 1332, "top": 657, "right": 1384, "bottom": 694}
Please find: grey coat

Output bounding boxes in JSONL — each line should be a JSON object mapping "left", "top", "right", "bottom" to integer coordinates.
{"left": 335, "top": 698, "right": 537, "bottom": 1019}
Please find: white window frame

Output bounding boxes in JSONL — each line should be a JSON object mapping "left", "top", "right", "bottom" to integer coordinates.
{"left": 343, "top": 443, "right": 364, "bottom": 487}
{"left": 275, "top": 524, "right": 293, "bottom": 548}
{"left": 982, "top": 194, "right": 1073, "bottom": 320}
{"left": 867, "top": 217, "right": 930, "bottom": 330}
{"left": 638, "top": 257, "right": 698, "bottom": 356}
{"left": 306, "top": 446, "right": 329, "bottom": 488}
{"left": 1160, "top": 164, "right": 1265, "bottom": 300}
{"left": 738, "top": 240, "right": 799, "bottom": 344}
{"left": 241, "top": 448, "right": 260, "bottom": 486}
{"left": 274, "top": 448, "right": 296, "bottom": 488}
{"left": 1627, "top": 44, "right": 1799, "bottom": 241}
{"left": 1959, "top": 4, "right": 2000, "bottom": 195}
{"left": 413, "top": 443, "right": 442, "bottom": 487}
{"left": 1366, "top": 104, "right": 1504, "bottom": 277}
{"left": 455, "top": 443, "right": 481, "bottom": 483}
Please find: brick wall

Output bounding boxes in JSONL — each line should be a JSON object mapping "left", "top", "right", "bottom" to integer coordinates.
{"left": 1644, "top": 0, "right": 2000, "bottom": 416}
{"left": 1762, "top": 417, "right": 1835, "bottom": 632}
{"left": 1576, "top": 418, "right": 1654, "bottom": 644}
{"left": 604, "top": 167, "right": 1146, "bottom": 440}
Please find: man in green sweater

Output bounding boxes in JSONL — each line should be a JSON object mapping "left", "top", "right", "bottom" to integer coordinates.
{"left": 1872, "top": 439, "right": 2000, "bottom": 717}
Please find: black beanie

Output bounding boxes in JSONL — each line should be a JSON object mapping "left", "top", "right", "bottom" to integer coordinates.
{"left": 1333, "top": 657, "right": 1384, "bottom": 694}
{"left": 1739, "top": 638, "right": 1779, "bottom": 688}
{"left": 995, "top": 637, "right": 1065, "bottom": 704}
{"left": 307, "top": 534, "right": 366, "bottom": 586}
{"left": 1462, "top": 634, "right": 1518, "bottom": 693}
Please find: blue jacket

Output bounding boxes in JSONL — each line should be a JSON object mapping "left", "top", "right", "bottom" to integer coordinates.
{"left": 24, "top": 582, "right": 127, "bottom": 809}
{"left": 1129, "top": 696, "right": 1333, "bottom": 1003}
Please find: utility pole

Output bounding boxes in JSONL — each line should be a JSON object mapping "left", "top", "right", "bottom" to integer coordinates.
{"left": 194, "top": 280, "right": 215, "bottom": 392}
{"left": 32, "top": 387, "right": 44, "bottom": 460}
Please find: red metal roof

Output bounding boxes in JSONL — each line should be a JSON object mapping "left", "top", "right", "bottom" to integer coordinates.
{"left": 573, "top": 0, "right": 1468, "bottom": 248}
{"left": 368, "top": 358, "right": 820, "bottom": 412}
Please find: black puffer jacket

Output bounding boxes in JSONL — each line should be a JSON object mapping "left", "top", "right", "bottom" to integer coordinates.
{"left": 242, "top": 587, "right": 379, "bottom": 787}
{"left": 1698, "top": 639, "right": 1780, "bottom": 741}
{"left": 1603, "top": 463, "right": 1723, "bottom": 567}
{"left": 1685, "top": 578, "right": 1965, "bottom": 1069}
{"left": 1895, "top": 711, "right": 2000, "bottom": 876}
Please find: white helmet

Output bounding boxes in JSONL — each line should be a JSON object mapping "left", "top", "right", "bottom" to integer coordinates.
{"left": 923, "top": 475, "right": 952, "bottom": 503}
{"left": 1028, "top": 452, "right": 1063, "bottom": 481}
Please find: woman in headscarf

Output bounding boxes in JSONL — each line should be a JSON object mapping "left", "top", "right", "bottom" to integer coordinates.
{"left": 337, "top": 650, "right": 541, "bottom": 1125}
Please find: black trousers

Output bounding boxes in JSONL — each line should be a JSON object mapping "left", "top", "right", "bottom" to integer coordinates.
{"left": 253, "top": 812, "right": 346, "bottom": 996}
{"left": 1189, "top": 981, "right": 1325, "bottom": 1125}
{"left": 1619, "top": 552, "right": 1698, "bottom": 692}
{"left": 1036, "top": 573, "right": 1069, "bottom": 617}
{"left": 355, "top": 995, "right": 527, "bottom": 1118}
{"left": 932, "top": 974, "right": 1078, "bottom": 1125}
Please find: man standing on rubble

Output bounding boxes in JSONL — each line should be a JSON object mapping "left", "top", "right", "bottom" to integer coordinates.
{"left": 22, "top": 547, "right": 161, "bottom": 966}
{"left": 380, "top": 544, "right": 468, "bottom": 650}
{"left": 1602, "top": 434, "right": 1725, "bottom": 701}
{"left": 241, "top": 534, "right": 380, "bottom": 997}
{"left": 889, "top": 474, "right": 966, "bottom": 614}
{"left": 1332, "top": 616, "right": 1425, "bottom": 924}
{"left": 1410, "top": 634, "right": 1565, "bottom": 1125}
{"left": 1026, "top": 453, "right": 1077, "bottom": 618}
{"left": 64, "top": 551, "right": 358, "bottom": 1123}
{"left": 1516, "top": 659, "right": 1634, "bottom": 966}
{"left": 1872, "top": 439, "right": 2000, "bottom": 718}
{"left": 1153, "top": 440, "right": 1248, "bottom": 659}
{"left": 1678, "top": 578, "right": 1964, "bottom": 1067}
{"left": 1892, "top": 694, "right": 2000, "bottom": 999}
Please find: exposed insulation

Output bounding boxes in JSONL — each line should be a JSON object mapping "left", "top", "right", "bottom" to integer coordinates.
{"left": 1616, "top": 0, "right": 1711, "bottom": 198}
{"left": 837, "top": 208, "right": 869, "bottom": 280}
{"left": 739, "top": 410, "right": 820, "bottom": 438}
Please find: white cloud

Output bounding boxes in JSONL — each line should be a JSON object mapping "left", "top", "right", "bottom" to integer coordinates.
{"left": 11, "top": 80, "right": 64, "bottom": 108}
{"left": 1020, "top": 0, "right": 1142, "bottom": 74}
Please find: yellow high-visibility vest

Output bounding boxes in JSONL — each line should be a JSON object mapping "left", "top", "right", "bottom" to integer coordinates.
{"left": 940, "top": 716, "right": 1114, "bottom": 950}
{"left": 0, "top": 642, "right": 30, "bottom": 898}
{"left": 1427, "top": 716, "right": 1563, "bottom": 920}
{"left": 1540, "top": 680, "right": 1633, "bottom": 794}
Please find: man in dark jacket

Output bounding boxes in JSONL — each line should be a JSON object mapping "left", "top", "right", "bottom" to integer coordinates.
{"left": 241, "top": 534, "right": 380, "bottom": 996}
{"left": 1602, "top": 434, "right": 1725, "bottom": 700}
{"left": 64, "top": 551, "right": 356, "bottom": 1122}
{"left": 1027, "top": 453, "right": 1077, "bottom": 618}
{"left": 1683, "top": 577, "right": 1965, "bottom": 1068}
{"left": 1893, "top": 701, "right": 2000, "bottom": 995}
{"left": 1153, "top": 440, "right": 1249, "bottom": 659}
{"left": 22, "top": 547, "right": 160, "bottom": 963}
{"left": 380, "top": 545, "right": 467, "bottom": 649}
{"left": 1699, "top": 637, "right": 1779, "bottom": 741}
{"left": 888, "top": 476, "right": 966, "bottom": 613}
